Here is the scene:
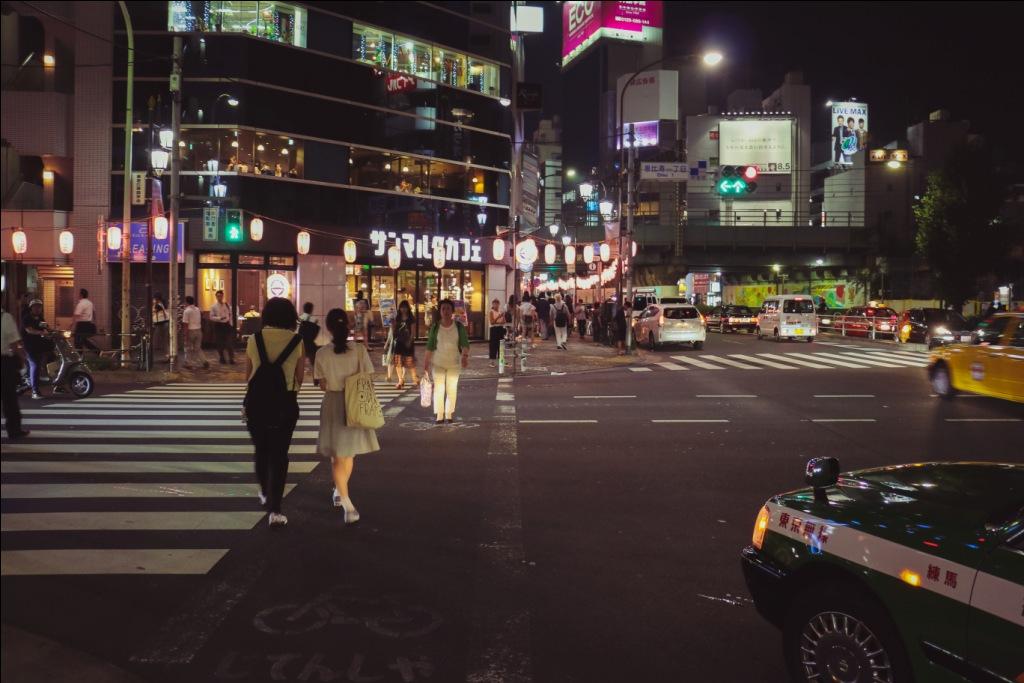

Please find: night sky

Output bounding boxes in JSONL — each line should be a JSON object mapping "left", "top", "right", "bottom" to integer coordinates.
{"left": 525, "top": 2, "right": 1021, "bottom": 161}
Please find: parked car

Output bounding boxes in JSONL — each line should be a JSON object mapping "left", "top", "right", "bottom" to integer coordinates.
{"left": 898, "top": 308, "right": 971, "bottom": 347}
{"left": 706, "top": 305, "right": 757, "bottom": 333}
{"left": 928, "top": 312, "right": 1024, "bottom": 403}
{"left": 635, "top": 303, "right": 706, "bottom": 350}
{"left": 815, "top": 308, "right": 845, "bottom": 330}
{"left": 838, "top": 305, "right": 899, "bottom": 339}
{"left": 756, "top": 295, "right": 817, "bottom": 342}
{"left": 743, "top": 457, "right": 1024, "bottom": 683}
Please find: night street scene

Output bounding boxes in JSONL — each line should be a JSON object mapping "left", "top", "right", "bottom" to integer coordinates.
{"left": 1, "top": 2, "right": 1023, "bottom": 682}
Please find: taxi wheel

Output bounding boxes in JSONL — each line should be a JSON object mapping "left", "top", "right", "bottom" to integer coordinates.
{"left": 784, "top": 580, "right": 911, "bottom": 683}
{"left": 931, "top": 363, "right": 956, "bottom": 399}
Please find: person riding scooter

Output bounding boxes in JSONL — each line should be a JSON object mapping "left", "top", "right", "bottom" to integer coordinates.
{"left": 21, "top": 299, "right": 54, "bottom": 400}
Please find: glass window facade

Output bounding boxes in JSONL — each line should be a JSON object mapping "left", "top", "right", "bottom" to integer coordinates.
{"left": 352, "top": 23, "right": 500, "bottom": 96}
{"left": 168, "top": 1, "right": 307, "bottom": 47}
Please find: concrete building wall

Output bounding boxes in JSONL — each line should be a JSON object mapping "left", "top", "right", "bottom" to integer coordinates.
{"left": 69, "top": 3, "right": 113, "bottom": 335}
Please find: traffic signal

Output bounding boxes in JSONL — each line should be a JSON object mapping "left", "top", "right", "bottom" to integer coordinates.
{"left": 224, "top": 209, "right": 244, "bottom": 242}
{"left": 717, "top": 166, "right": 759, "bottom": 195}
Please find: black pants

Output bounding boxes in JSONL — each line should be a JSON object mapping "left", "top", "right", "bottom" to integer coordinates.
{"left": 488, "top": 326, "right": 505, "bottom": 359}
{"left": 248, "top": 394, "right": 299, "bottom": 513}
{"left": 2, "top": 356, "right": 24, "bottom": 436}
{"left": 214, "top": 323, "right": 235, "bottom": 363}
{"left": 74, "top": 322, "right": 100, "bottom": 352}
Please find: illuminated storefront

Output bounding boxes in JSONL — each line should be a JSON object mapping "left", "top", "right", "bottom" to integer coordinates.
{"left": 194, "top": 251, "right": 297, "bottom": 340}
{"left": 300, "top": 229, "right": 506, "bottom": 342}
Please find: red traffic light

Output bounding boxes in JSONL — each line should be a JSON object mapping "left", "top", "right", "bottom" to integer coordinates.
{"left": 741, "top": 165, "right": 759, "bottom": 181}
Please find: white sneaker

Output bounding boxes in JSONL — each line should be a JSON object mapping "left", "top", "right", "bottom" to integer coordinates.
{"left": 31, "top": 393, "right": 43, "bottom": 400}
{"left": 343, "top": 507, "right": 360, "bottom": 524}
{"left": 268, "top": 512, "right": 288, "bottom": 526}
{"left": 332, "top": 488, "right": 343, "bottom": 507}
{"left": 258, "top": 491, "right": 268, "bottom": 506}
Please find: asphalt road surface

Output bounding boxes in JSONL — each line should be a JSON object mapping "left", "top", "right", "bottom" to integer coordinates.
{"left": 3, "top": 333, "right": 1022, "bottom": 683}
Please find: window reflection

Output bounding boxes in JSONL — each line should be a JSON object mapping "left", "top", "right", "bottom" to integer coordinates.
{"left": 168, "top": 1, "right": 307, "bottom": 47}
{"left": 352, "top": 23, "right": 500, "bottom": 96}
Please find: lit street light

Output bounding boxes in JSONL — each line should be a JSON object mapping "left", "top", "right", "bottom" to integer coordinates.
{"left": 548, "top": 223, "right": 560, "bottom": 236}
{"left": 579, "top": 182, "right": 594, "bottom": 199}
{"left": 702, "top": 50, "right": 724, "bottom": 66}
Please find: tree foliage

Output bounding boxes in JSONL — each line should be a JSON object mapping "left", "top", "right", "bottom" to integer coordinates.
{"left": 914, "top": 143, "right": 1010, "bottom": 308}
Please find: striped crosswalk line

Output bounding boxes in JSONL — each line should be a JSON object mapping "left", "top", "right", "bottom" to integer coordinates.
{"left": 839, "top": 352, "right": 928, "bottom": 367}
{"left": 656, "top": 362, "right": 688, "bottom": 371}
{"left": 755, "top": 353, "right": 835, "bottom": 369}
{"left": 798, "top": 354, "right": 870, "bottom": 369}
{"left": 670, "top": 355, "right": 725, "bottom": 370}
{"left": 2, "top": 381, "right": 409, "bottom": 576}
{"left": 728, "top": 354, "right": 798, "bottom": 370}
{"left": 810, "top": 352, "right": 907, "bottom": 368}
{"left": 699, "top": 355, "right": 760, "bottom": 370}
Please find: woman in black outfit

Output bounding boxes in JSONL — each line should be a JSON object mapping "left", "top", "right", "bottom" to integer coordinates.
{"left": 392, "top": 300, "right": 418, "bottom": 389}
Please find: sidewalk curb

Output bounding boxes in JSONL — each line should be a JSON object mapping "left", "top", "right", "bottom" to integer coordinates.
{"left": 1, "top": 624, "right": 148, "bottom": 683}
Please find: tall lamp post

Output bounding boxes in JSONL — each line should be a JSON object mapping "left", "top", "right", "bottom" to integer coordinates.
{"left": 618, "top": 50, "right": 723, "bottom": 348}
{"left": 117, "top": 1, "right": 134, "bottom": 357}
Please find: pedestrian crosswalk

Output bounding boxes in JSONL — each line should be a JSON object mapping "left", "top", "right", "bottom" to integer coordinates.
{"left": 630, "top": 347, "right": 930, "bottom": 373}
{"left": 1, "top": 381, "right": 407, "bottom": 576}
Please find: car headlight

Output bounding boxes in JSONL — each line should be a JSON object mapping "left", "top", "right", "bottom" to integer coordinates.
{"left": 752, "top": 506, "right": 769, "bottom": 549}
{"left": 934, "top": 326, "right": 950, "bottom": 335}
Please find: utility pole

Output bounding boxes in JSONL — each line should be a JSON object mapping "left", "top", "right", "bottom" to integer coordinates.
{"left": 509, "top": 31, "right": 524, "bottom": 306}
{"left": 624, "top": 122, "right": 636, "bottom": 351}
{"left": 168, "top": 36, "right": 182, "bottom": 371}
{"left": 145, "top": 95, "right": 156, "bottom": 370}
{"left": 118, "top": 1, "right": 134, "bottom": 356}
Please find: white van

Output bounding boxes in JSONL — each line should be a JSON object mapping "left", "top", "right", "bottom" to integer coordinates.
{"left": 757, "top": 295, "right": 817, "bottom": 342}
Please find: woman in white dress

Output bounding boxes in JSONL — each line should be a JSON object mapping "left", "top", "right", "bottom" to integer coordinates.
{"left": 315, "top": 309, "right": 380, "bottom": 524}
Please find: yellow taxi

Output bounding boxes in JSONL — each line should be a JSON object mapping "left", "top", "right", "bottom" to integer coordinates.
{"left": 928, "top": 312, "right": 1024, "bottom": 402}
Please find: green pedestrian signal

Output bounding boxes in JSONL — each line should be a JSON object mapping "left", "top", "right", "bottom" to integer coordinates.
{"left": 717, "top": 166, "right": 759, "bottom": 195}
{"left": 224, "top": 209, "right": 244, "bottom": 242}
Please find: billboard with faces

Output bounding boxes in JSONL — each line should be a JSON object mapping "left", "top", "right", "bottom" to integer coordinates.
{"left": 830, "top": 102, "right": 869, "bottom": 165}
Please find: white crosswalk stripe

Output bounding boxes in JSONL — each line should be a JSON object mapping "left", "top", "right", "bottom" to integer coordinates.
{"left": 636, "top": 348, "right": 930, "bottom": 373}
{"left": 1, "top": 381, "right": 408, "bottom": 576}
{"left": 670, "top": 355, "right": 725, "bottom": 370}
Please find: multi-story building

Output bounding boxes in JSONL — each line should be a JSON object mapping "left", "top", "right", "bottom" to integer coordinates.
{"left": 2, "top": 2, "right": 114, "bottom": 331}
{"left": 3, "top": 1, "right": 515, "bottom": 343}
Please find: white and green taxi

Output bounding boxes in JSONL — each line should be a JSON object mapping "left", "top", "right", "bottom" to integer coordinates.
{"left": 742, "top": 459, "right": 1023, "bottom": 683}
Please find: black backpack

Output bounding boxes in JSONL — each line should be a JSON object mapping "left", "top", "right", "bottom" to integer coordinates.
{"left": 298, "top": 317, "right": 320, "bottom": 346}
{"left": 244, "top": 332, "right": 302, "bottom": 427}
{"left": 555, "top": 304, "right": 568, "bottom": 327}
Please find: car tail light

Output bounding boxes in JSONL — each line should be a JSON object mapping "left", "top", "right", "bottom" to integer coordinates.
{"left": 699, "top": 312, "right": 706, "bottom": 324}
{"left": 752, "top": 506, "right": 769, "bottom": 549}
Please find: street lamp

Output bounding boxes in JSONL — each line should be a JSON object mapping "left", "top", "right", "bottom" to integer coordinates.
{"left": 565, "top": 168, "right": 577, "bottom": 179}
{"left": 702, "top": 50, "right": 724, "bottom": 66}
{"left": 561, "top": 234, "right": 571, "bottom": 246}
{"left": 599, "top": 199, "right": 614, "bottom": 218}
{"left": 578, "top": 182, "right": 595, "bottom": 199}
{"left": 548, "top": 223, "right": 560, "bottom": 236}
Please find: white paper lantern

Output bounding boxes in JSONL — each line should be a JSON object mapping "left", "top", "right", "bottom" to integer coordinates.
{"left": 296, "top": 230, "right": 310, "bottom": 255}
{"left": 249, "top": 218, "right": 263, "bottom": 242}
{"left": 492, "top": 238, "right": 506, "bottom": 261}
{"left": 544, "top": 243, "right": 556, "bottom": 264}
{"left": 516, "top": 238, "right": 538, "bottom": 266}
{"left": 153, "top": 216, "right": 169, "bottom": 240}
{"left": 106, "top": 225, "right": 122, "bottom": 251}
{"left": 564, "top": 245, "right": 576, "bottom": 266}
{"left": 433, "top": 243, "right": 446, "bottom": 269}
{"left": 388, "top": 244, "right": 402, "bottom": 269}
{"left": 58, "top": 230, "right": 74, "bottom": 255}
{"left": 11, "top": 229, "right": 28, "bottom": 254}
{"left": 600, "top": 243, "right": 611, "bottom": 263}
{"left": 583, "top": 244, "right": 594, "bottom": 264}
{"left": 343, "top": 239, "right": 357, "bottom": 263}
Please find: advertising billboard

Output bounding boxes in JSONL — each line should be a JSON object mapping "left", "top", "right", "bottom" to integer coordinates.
{"left": 830, "top": 101, "right": 868, "bottom": 165}
{"left": 719, "top": 119, "right": 793, "bottom": 174}
{"left": 106, "top": 221, "right": 185, "bottom": 263}
{"left": 616, "top": 69, "right": 678, "bottom": 124}
{"left": 562, "top": 1, "right": 663, "bottom": 68}
{"left": 615, "top": 120, "right": 660, "bottom": 149}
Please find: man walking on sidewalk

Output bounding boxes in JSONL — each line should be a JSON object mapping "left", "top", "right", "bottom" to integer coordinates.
{"left": 535, "top": 294, "right": 551, "bottom": 341}
{"left": 1, "top": 307, "right": 30, "bottom": 439}
{"left": 182, "top": 296, "right": 209, "bottom": 370}
{"left": 72, "top": 289, "right": 100, "bottom": 353}
{"left": 209, "top": 290, "right": 235, "bottom": 365}
{"left": 550, "top": 293, "right": 571, "bottom": 350}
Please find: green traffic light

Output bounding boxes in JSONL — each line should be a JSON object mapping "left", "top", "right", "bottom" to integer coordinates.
{"left": 717, "top": 178, "right": 748, "bottom": 195}
{"left": 224, "top": 210, "right": 243, "bottom": 242}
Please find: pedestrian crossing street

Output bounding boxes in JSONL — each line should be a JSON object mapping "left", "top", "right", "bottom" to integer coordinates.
{"left": 1, "top": 381, "right": 407, "bottom": 576}
{"left": 630, "top": 346, "right": 930, "bottom": 373}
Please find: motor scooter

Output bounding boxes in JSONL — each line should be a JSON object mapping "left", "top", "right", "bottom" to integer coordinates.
{"left": 16, "top": 330, "right": 95, "bottom": 398}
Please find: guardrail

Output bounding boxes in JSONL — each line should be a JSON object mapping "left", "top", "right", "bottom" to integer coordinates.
{"left": 816, "top": 313, "right": 899, "bottom": 341}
